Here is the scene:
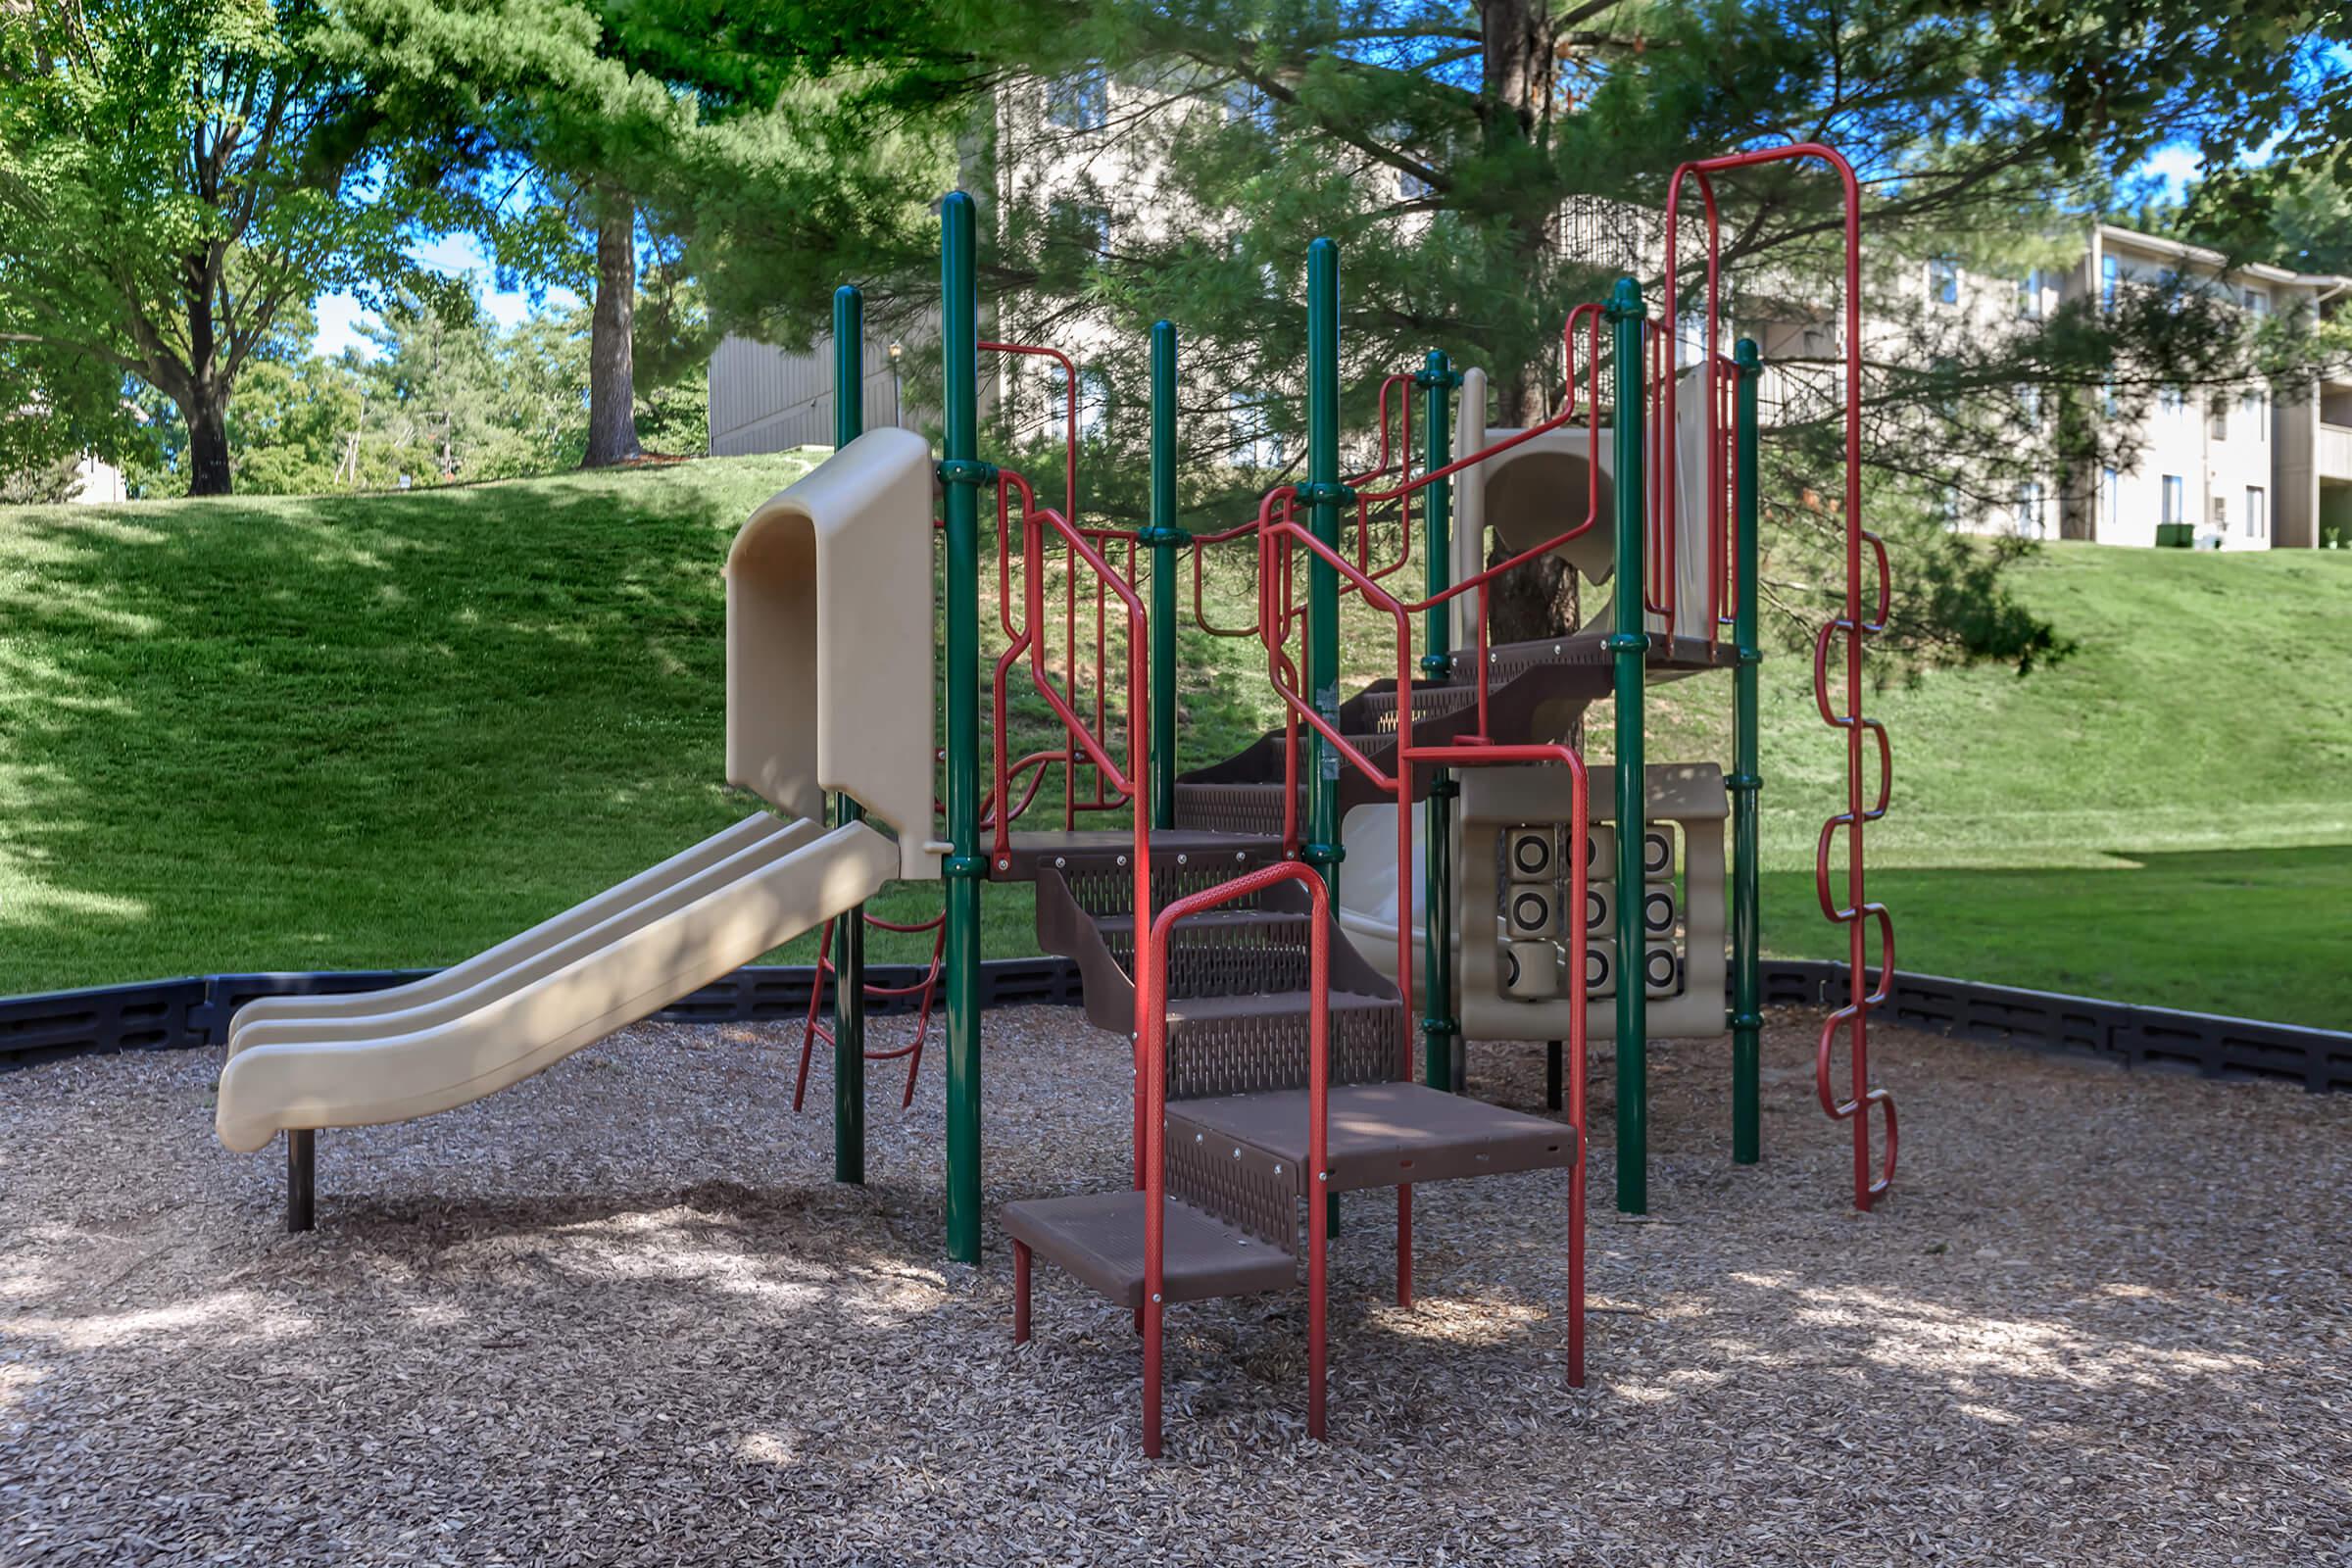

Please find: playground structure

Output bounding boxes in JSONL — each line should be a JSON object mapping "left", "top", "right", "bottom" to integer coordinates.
{"left": 208, "top": 142, "right": 1894, "bottom": 1456}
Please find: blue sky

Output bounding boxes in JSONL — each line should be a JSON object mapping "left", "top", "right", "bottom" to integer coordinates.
{"left": 313, "top": 233, "right": 579, "bottom": 358}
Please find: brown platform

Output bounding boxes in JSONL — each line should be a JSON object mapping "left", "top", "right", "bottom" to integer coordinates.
{"left": 1167, "top": 1082, "right": 1580, "bottom": 1193}
{"left": 1001, "top": 1191, "right": 1298, "bottom": 1308}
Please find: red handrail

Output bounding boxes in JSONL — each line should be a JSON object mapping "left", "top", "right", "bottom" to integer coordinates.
{"left": 999, "top": 466, "right": 1156, "bottom": 1177}
{"left": 1140, "top": 860, "right": 1330, "bottom": 1456}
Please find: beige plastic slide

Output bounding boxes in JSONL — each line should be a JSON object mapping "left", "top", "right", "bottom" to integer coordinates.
{"left": 222, "top": 810, "right": 801, "bottom": 1053}
{"left": 216, "top": 817, "right": 896, "bottom": 1151}
{"left": 214, "top": 426, "right": 942, "bottom": 1154}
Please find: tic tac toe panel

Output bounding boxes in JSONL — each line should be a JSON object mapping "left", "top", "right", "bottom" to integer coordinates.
{"left": 1456, "top": 761, "right": 1728, "bottom": 1043}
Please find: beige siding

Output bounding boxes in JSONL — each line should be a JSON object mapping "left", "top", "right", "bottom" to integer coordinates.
{"left": 709, "top": 333, "right": 909, "bottom": 457}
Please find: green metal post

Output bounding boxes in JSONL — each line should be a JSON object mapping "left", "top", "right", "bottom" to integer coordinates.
{"left": 1417, "top": 349, "right": 1457, "bottom": 1092}
{"left": 830, "top": 285, "right": 867, "bottom": 1186}
{"left": 939, "top": 194, "right": 986, "bottom": 1263}
{"left": 1306, "top": 240, "right": 1344, "bottom": 1236}
{"left": 1144, "top": 321, "right": 1184, "bottom": 830}
{"left": 1605, "top": 277, "right": 1650, "bottom": 1214}
{"left": 1304, "top": 239, "right": 1344, "bottom": 894}
{"left": 1730, "top": 339, "right": 1764, "bottom": 1164}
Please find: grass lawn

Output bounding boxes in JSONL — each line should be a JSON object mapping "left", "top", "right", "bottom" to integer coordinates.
{"left": 1, "top": 462, "right": 2344, "bottom": 1028}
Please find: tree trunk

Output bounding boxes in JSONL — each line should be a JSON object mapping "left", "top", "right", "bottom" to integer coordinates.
{"left": 1479, "top": 0, "right": 1575, "bottom": 644}
{"left": 584, "top": 203, "right": 643, "bottom": 468}
{"left": 185, "top": 385, "right": 233, "bottom": 496}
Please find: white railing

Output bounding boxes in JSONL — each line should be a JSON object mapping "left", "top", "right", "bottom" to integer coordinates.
{"left": 2319, "top": 421, "right": 2352, "bottom": 481}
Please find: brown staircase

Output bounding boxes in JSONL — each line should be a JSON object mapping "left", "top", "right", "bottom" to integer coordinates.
{"left": 995, "top": 633, "right": 1734, "bottom": 1446}
{"left": 1004, "top": 858, "right": 1580, "bottom": 1313}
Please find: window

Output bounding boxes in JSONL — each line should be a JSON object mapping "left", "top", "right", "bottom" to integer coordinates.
{"left": 1676, "top": 312, "right": 1708, "bottom": 368}
{"left": 2161, "top": 473, "right": 2183, "bottom": 524}
{"left": 2211, "top": 495, "right": 2229, "bottom": 532}
{"left": 1047, "top": 69, "right": 1108, "bottom": 131}
{"left": 1078, "top": 368, "right": 1109, "bottom": 442}
{"left": 2243, "top": 286, "right": 2271, "bottom": 318}
{"left": 2014, "top": 479, "right": 2045, "bottom": 539}
{"left": 2101, "top": 254, "right": 2119, "bottom": 310}
{"left": 2158, "top": 384, "right": 2185, "bottom": 415}
{"left": 2018, "top": 384, "right": 2042, "bottom": 429}
{"left": 1229, "top": 392, "right": 1283, "bottom": 469}
{"left": 2101, "top": 376, "right": 2118, "bottom": 418}
{"left": 2208, "top": 399, "right": 2228, "bottom": 441}
{"left": 2246, "top": 485, "right": 2268, "bottom": 539}
{"left": 2242, "top": 387, "right": 2268, "bottom": 441}
{"left": 1928, "top": 257, "right": 1959, "bottom": 306}
{"left": 1042, "top": 365, "right": 1111, "bottom": 442}
{"left": 1048, "top": 199, "right": 1111, "bottom": 256}
{"left": 2101, "top": 467, "right": 2119, "bottom": 539}
{"left": 2019, "top": 269, "right": 2043, "bottom": 319}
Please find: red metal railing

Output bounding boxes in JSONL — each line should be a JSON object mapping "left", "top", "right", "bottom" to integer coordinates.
{"left": 792, "top": 911, "right": 947, "bottom": 1111}
{"left": 1139, "top": 859, "right": 1329, "bottom": 1457}
{"left": 1186, "top": 370, "right": 1423, "bottom": 639}
{"left": 981, "top": 339, "right": 1138, "bottom": 833}
{"left": 1253, "top": 505, "right": 1592, "bottom": 1391}
{"left": 1666, "top": 144, "right": 1894, "bottom": 1208}
{"left": 996, "top": 465, "right": 1155, "bottom": 1176}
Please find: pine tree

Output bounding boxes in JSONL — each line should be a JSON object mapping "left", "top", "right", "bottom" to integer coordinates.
{"left": 721, "top": 0, "right": 2348, "bottom": 666}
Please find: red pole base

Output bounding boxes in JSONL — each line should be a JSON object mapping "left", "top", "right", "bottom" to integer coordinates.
{"left": 1012, "top": 1241, "right": 1031, "bottom": 1344}
{"left": 1396, "top": 1185, "right": 1412, "bottom": 1308}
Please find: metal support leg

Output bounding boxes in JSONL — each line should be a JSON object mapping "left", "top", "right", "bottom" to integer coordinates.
{"left": 1546, "top": 1039, "right": 1564, "bottom": 1111}
{"left": 1012, "top": 1241, "right": 1032, "bottom": 1343}
{"left": 1396, "top": 1186, "right": 1412, "bottom": 1307}
{"left": 286, "top": 1129, "right": 315, "bottom": 1233}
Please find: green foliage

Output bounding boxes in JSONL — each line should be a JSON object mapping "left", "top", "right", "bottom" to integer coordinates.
{"left": 0, "top": 0, "right": 498, "bottom": 492}
{"left": 735, "top": 0, "right": 2348, "bottom": 676}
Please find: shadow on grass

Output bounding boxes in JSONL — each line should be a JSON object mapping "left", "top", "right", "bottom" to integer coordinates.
{"left": 0, "top": 460, "right": 1326, "bottom": 991}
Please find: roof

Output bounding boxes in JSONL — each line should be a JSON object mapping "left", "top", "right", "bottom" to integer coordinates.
{"left": 2094, "top": 221, "right": 2352, "bottom": 293}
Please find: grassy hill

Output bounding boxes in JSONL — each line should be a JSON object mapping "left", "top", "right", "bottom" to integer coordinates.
{"left": 2, "top": 459, "right": 2344, "bottom": 1026}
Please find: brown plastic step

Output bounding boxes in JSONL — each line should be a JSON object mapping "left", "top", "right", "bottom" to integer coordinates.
{"left": 1167, "top": 1082, "right": 1579, "bottom": 1193}
{"left": 1001, "top": 1191, "right": 1298, "bottom": 1308}
{"left": 1169, "top": 781, "right": 1291, "bottom": 836}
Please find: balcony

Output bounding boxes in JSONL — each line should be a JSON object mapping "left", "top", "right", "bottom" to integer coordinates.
{"left": 2322, "top": 422, "right": 2352, "bottom": 482}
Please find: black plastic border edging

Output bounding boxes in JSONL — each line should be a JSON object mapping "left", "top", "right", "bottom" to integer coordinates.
{"left": 1758, "top": 960, "right": 2352, "bottom": 1094}
{"left": 4, "top": 957, "right": 2344, "bottom": 1094}
{"left": 0, "top": 957, "right": 1086, "bottom": 1073}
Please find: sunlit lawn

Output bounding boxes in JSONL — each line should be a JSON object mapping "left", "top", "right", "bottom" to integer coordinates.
{"left": 1, "top": 466, "right": 2344, "bottom": 1030}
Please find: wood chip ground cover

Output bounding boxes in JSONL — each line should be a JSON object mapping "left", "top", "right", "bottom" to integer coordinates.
{"left": 3, "top": 1007, "right": 2346, "bottom": 1564}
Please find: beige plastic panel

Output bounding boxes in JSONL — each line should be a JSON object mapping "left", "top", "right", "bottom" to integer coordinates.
{"left": 215, "top": 819, "right": 898, "bottom": 1152}
{"left": 1336, "top": 801, "right": 1437, "bottom": 992}
{"left": 224, "top": 812, "right": 795, "bottom": 1052}
{"left": 226, "top": 814, "right": 827, "bottom": 1059}
{"left": 727, "top": 426, "right": 941, "bottom": 880}
{"left": 1446, "top": 363, "right": 1717, "bottom": 652}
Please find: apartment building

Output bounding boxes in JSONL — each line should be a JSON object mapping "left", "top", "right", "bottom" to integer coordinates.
{"left": 2055, "top": 225, "right": 2344, "bottom": 550}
